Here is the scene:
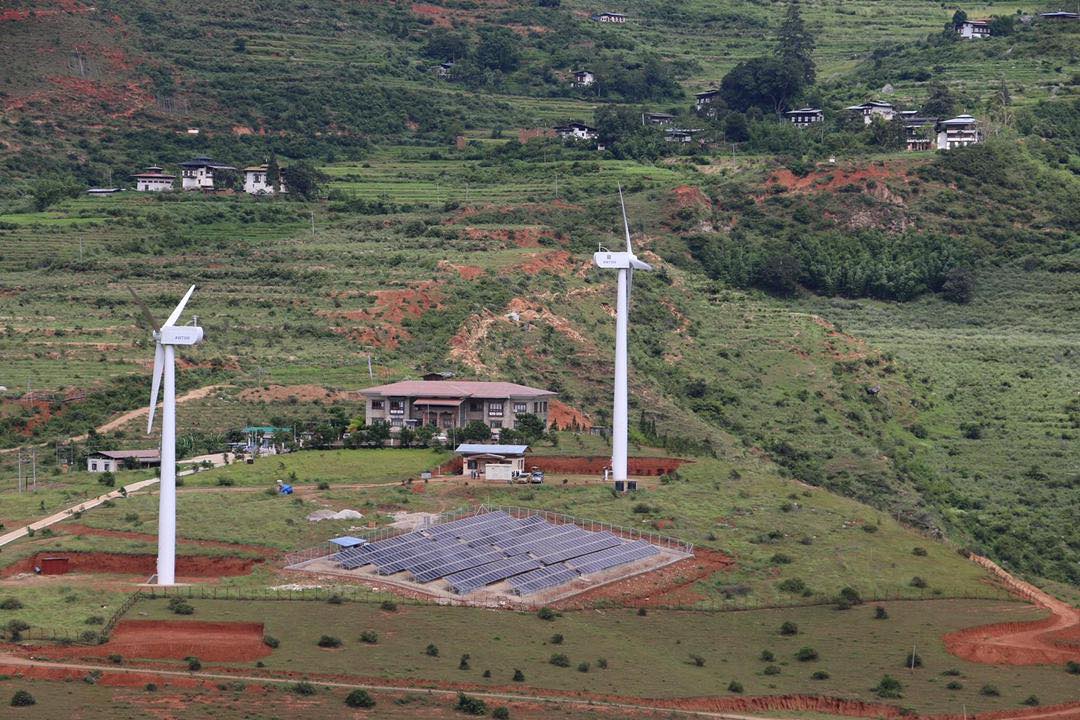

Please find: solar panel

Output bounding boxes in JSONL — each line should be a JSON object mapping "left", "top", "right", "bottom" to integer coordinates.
{"left": 509, "top": 564, "right": 580, "bottom": 595}
{"left": 534, "top": 533, "right": 622, "bottom": 565}
{"left": 568, "top": 540, "right": 660, "bottom": 575}
{"left": 445, "top": 556, "right": 542, "bottom": 594}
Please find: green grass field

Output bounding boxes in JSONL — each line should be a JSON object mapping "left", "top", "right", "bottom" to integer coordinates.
{"left": 186, "top": 449, "right": 450, "bottom": 488}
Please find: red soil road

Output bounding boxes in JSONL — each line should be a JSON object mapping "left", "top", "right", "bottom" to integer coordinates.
{"left": 527, "top": 455, "right": 688, "bottom": 476}
{"left": 0, "top": 552, "right": 262, "bottom": 579}
{"left": 943, "top": 554, "right": 1080, "bottom": 666}
{"left": 22, "top": 620, "right": 270, "bottom": 663}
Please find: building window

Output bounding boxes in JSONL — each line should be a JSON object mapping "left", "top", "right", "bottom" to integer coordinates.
{"left": 371, "top": 400, "right": 384, "bottom": 410}
{"left": 389, "top": 400, "right": 404, "bottom": 415}
{"left": 91, "top": 462, "right": 98, "bottom": 471}
{"left": 513, "top": 402, "right": 527, "bottom": 414}
{"left": 488, "top": 402, "right": 504, "bottom": 417}
{"left": 489, "top": 420, "right": 502, "bottom": 429}
{"left": 390, "top": 418, "right": 402, "bottom": 427}
{"left": 469, "top": 401, "right": 482, "bottom": 412}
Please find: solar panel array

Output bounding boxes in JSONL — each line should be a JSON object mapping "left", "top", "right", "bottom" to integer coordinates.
{"left": 335, "top": 511, "right": 667, "bottom": 595}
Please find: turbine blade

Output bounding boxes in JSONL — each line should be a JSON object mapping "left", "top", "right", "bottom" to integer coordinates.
{"left": 147, "top": 343, "right": 164, "bottom": 434}
{"left": 618, "top": 185, "right": 633, "bottom": 253}
{"left": 630, "top": 256, "right": 653, "bottom": 271}
{"left": 164, "top": 284, "right": 196, "bottom": 327}
{"left": 126, "top": 285, "right": 160, "bottom": 331}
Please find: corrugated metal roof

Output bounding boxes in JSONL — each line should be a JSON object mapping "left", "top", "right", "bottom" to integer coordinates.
{"left": 362, "top": 380, "right": 554, "bottom": 399}
{"left": 455, "top": 444, "right": 529, "bottom": 455}
{"left": 91, "top": 449, "right": 160, "bottom": 460}
{"left": 329, "top": 536, "right": 367, "bottom": 547}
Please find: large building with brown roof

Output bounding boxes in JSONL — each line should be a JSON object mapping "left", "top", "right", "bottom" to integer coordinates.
{"left": 360, "top": 380, "right": 556, "bottom": 435}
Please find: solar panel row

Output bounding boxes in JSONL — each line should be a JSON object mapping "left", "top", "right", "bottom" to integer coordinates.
{"left": 508, "top": 564, "right": 580, "bottom": 596}
{"left": 568, "top": 540, "right": 660, "bottom": 575}
{"left": 446, "top": 556, "right": 542, "bottom": 594}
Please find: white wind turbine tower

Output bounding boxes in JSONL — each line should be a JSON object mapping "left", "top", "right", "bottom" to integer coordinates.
{"left": 130, "top": 285, "right": 204, "bottom": 585}
{"left": 593, "top": 188, "right": 652, "bottom": 486}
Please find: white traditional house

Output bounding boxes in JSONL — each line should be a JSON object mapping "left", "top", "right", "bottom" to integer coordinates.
{"left": 456, "top": 443, "right": 529, "bottom": 480}
{"left": 903, "top": 116, "right": 937, "bottom": 151}
{"left": 936, "top": 115, "right": 981, "bottom": 150}
{"left": 642, "top": 111, "right": 675, "bottom": 126}
{"left": 957, "top": 19, "right": 991, "bottom": 38}
{"left": 846, "top": 101, "right": 896, "bottom": 125}
{"left": 591, "top": 11, "right": 626, "bottom": 22}
{"left": 361, "top": 380, "right": 555, "bottom": 434}
{"left": 1038, "top": 11, "right": 1079, "bottom": 20}
{"left": 132, "top": 166, "right": 175, "bottom": 192}
{"left": 784, "top": 108, "right": 824, "bottom": 128}
{"left": 554, "top": 122, "right": 598, "bottom": 141}
{"left": 178, "top": 156, "right": 237, "bottom": 191}
{"left": 243, "top": 165, "right": 287, "bottom": 195}
{"left": 694, "top": 89, "right": 722, "bottom": 112}
{"left": 664, "top": 127, "right": 702, "bottom": 143}
{"left": 436, "top": 61, "right": 454, "bottom": 79}
{"left": 86, "top": 449, "right": 160, "bottom": 473}
{"left": 572, "top": 70, "right": 595, "bottom": 88}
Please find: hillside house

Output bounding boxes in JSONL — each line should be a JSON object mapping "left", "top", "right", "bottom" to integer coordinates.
{"left": 554, "top": 122, "right": 598, "bottom": 141}
{"left": 1038, "top": 11, "right": 1079, "bottom": 20}
{"left": 86, "top": 188, "right": 121, "bottom": 195}
{"left": 936, "top": 115, "right": 981, "bottom": 150}
{"left": 903, "top": 116, "right": 937, "bottom": 150}
{"left": 664, "top": 127, "right": 702, "bottom": 143}
{"left": 243, "top": 165, "right": 287, "bottom": 195}
{"left": 361, "top": 380, "right": 556, "bottom": 435}
{"left": 591, "top": 11, "right": 626, "bottom": 23}
{"left": 846, "top": 101, "right": 896, "bottom": 125}
{"left": 86, "top": 449, "right": 160, "bottom": 473}
{"left": 784, "top": 108, "right": 824, "bottom": 128}
{"left": 132, "top": 166, "right": 175, "bottom": 192}
{"left": 572, "top": 70, "right": 595, "bottom": 88}
{"left": 957, "top": 19, "right": 991, "bottom": 38}
{"left": 239, "top": 425, "right": 292, "bottom": 455}
{"left": 179, "top": 156, "right": 236, "bottom": 190}
{"left": 456, "top": 443, "right": 529, "bottom": 480}
{"left": 694, "top": 89, "right": 721, "bottom": 112}
{"left": 436, "top": 61, "right": 454, "bottom": 79}
{"left": 642, "top": 111, "right": 675, "bottom": 126}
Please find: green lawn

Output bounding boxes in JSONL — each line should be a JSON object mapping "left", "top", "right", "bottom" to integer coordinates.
{"left": 186, "top": 449, "right": 451, "bottom": 488}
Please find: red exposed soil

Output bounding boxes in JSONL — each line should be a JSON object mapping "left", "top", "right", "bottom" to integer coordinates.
{"left": 768, "top": 162, "right": 912, "bottom": 194}
{"left": 411, "top": 2, "right": 454, "bottom": 27}
{"left": 943, "top": 554, "right": 1080, "bottom": 666}
{"left": 325, "top": 280, "right": 443, "bottom": 350}
{"left": 236, "top": 384, "right": 358, "bottom": 404}
{"left": 438, "top": 259, "right": 486, "bottom": 280}
{"left": 59, "top": 524, "right": 277, "bottom": 558}
{"left": 24, "top": 620, "right": 270, "bottom": 662}
{"left": 547, "top": 399, "right": 592, "bottom": 431}
{"left": 670, "top": 184, "right": 711, "bottom": 211}
{"left": 555, "top": 547, "right": 733, "bottom": 609}
{"left": 527, "top": 455, "right": 688, "bottom": 476}
{"left": 0, "top": 662, "right": 209, "bottom": 689}
{"left": 464, "top": 226, "right": 547, "bottom": 248}
{"left": 510, "top": 250, "right": 577, "bottom": 275}
{"left": 0, "top": 552, "right": 262, "bottom": 579}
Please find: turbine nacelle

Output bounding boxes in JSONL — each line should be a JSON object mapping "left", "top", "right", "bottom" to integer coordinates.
{"left": 593, "top": 251, "right": 653, "bottom": 271}
{"left": 160, "top": 325, "right": 204, "bottom": 346}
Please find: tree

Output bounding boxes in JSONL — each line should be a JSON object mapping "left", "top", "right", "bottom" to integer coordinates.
{"left": 758, "top": 252, "right": 802, "bottom": 296}
{"left": 922, "top": 81, "right": 956, "bottom": 118}
{"left": 869, "top": 117, "right": 906, "bottom": 150}
{"left": 720, "top": 57, "right": 804, "bottom": 116}
{"left": 460, "top": 420, "right": 492, "bottom": 442}
{"left": 281, "top": 162, "right": 326, "bottom": 200}
{"left": 941, "top": 266, "right": 975, "bottom": 303}
{"left": 512, "top": 413, "right": 546, "bottom": 444}
{"left": 422, "top": 28, "right": 469, "bottom": 61}
{"left": 951, "top": 9, "right": 968, "bottom": 28}
{"left": 724, "top": 113, "right": 750, "bottom": 142}
{"left": 266, "top": 152, "right": 280, "bottom": 193}
{"left": 10, "top": 690, "right": 36, "bottom": 707}
{"left": 988, "top": 15, "right": 1016, "bottom": 35}
{"left": 30, "top": 177, "right": 81, "bottom": 211}
{"left": 345, "top": 689, "right": 375, "bottom": 708}
{"left": 475, "top": 27, "right": 520, "bottom": 72}
{"left": 776, "top": 1, "right": 816, "bottom": 85}
{"left": 364, "top": 420, "right": 392, "bottom": 448}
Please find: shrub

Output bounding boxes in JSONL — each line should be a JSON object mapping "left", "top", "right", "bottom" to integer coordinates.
{"left": 167, "top": 596, "right": 194, "bottom": 615}
{"left": 263, "top": 635, "right": 279, "bottom": 648}
{"left": 1023, "top": 695, "right": 1040, "bottom": 706}
{"left": 107, "top": 654, "right": 122, "bottom": 664}
{"left": 0, "top": 598, "right": 23, "bottom": 610}
{"left": 728, "top": 680, "right": 744, "bottom": 693}
{"left": 764, "top": 665, "right": 781, "bottom": 675}
{"left": 946, "top": 681, "right": 963, "bottom": 690}
{"left": 770, "top": 553, "right": 792, "bottom": 564}
{"left": 345, "top": 689, "right": 375, "bottom": 708}
{"left": 779, "top": 621, "right": 799, "bottom": 636}
{"left": 6, "top": 619, "right": 30, "bottom": 641}
{"left": 549, "top": 653, "right": 570, "bottom": 667}
{"left": 380, "top": 600, "right": 398, "bottom": 612}
{"left": 689, "top": 654, "right": 706, "bottom": 667}
{"left": 875, "top": 675, "right": 903, "bottom": 699}
{"left": 537, "top": 607, "right": 557, "bottom": 621}
{"left": 778, "top": 578, "right": 806, "bottom": 593}
{"left": 512, "top": 668, "right": 525, "bottom": 682}
{"left": 145, "top": 683, "right": 157, "bottom": 691}
{"left": 838, "top": 587, "right": 862, "bottom": 607}
{"left": 910, "top": 576, "right": 928, "bottom": 588}
{"left": 905, "top": 652, "right": 923, "bottom": 669}
{"left": 185, "top": 657, "right": 201, "bottom": 671}
{"left": 637, "top": 607, "right": 648, "bottom": 616}
{"left": 493, "top": 707, "right": 510, "bottom": 720}
{"left": 292, "top": 681, "right": 316, "bottom": 696}
{"left": 1066, "top": 661, "right": 1080, "bottom": 674}
{"left": 455, "top": 692, "right": 487, "bottom": 715}
{"left": 84, "top": 615, "right": 105, "bottom": 625}
{"left": 10, "top": 690, "right": 35, "bottom": 706}
{"left": 425, "top": 644, "right": 439, "bottom": 657}
{"left": 360, "top": 631, "right": 378, "bottom": 644}
{"left": 550, "top": 633, "right": 564, "bottom": 644}
{"left": 874, "top": 606, "right": 889, "bottom": 620}
{"left": 216, "top": 477, "right": 234, "bottom": 486}
{"left": 317, "top": 481, "right": 331, "bottom": 490}
{"left": 597, "top": 657, "right": 608, "bottom": 669}
{"left": 981, "top": 684, "right": 1000, "bottom": 697}
{"left": 318, "top": 636, "right": 342, "bottom": 648}
{"left": 577, "top": 661, "right": 590, "bottom": 673}
{"left": 812, "top": 670, "right": 830, "bottom": 680}
{"left": 327, "top": 594, "right": 343, "bottom": 605}
{"left": 459, "top": 654, "right": 470, "bottom": 670}
{"left": 795, "top": 647, "right": 819, "bottom": 662}
{"left": 912, "top": 547, "right": 928, "bottom": 556}
{"left": 760, "top": 650, "right": 775, "bottom": 661}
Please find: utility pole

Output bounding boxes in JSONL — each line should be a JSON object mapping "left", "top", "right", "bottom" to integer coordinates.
{"left": 310, "top": 211, "right": 316, "bottom": 238}
{"left": 367, "top": 353, "right": 374, "bottom": 380}
{"left": 31, "top": 447, "right": 37, "bottom": 492}
{"left": 17, "top": 450, "right": 23, "bottom": 493}
{"left": 554, "top": 173, "right": 559, "bottom": 199}
{"left": 79, "top": 237, "right": 84, "bottom": 262}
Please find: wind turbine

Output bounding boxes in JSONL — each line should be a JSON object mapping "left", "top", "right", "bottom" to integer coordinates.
{"left": 593, "top": 188, "right": 652, "bottom": 486}
{"left": 129, "top": 285, "right": 204, "bottom": 585}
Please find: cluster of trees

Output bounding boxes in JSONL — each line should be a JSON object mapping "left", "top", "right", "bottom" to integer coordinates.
{"left": 344, "top": 413, "right": 549, "bottom": 449}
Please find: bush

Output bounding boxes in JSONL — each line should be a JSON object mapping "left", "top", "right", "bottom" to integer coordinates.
{"left": 637, "top": 607, "right": 648, "bottom": 616}
{"left": 145, "top": 683, "right": 157, "bottom": 691}
{"left": 10, "top": 690, "right": 35, "bottom": 706}
{"left": 455, "top": 692, "right": 487, "bottom": 715}
{"left": 837, "top": 586, "right": 862, "bottom": 609}
{"left": 0, "top": 598, "right": 23, "bottom": 610}
{"left": 981, "top": 684, "right": 1000, "bottom": 697}
{"left": 537, "top": 607, "right": 557, "bottom": 621}
{"left": 577, "top": 661, "right": 590, "bottom": 673}
{"left": 778, "top": 578, "right": 807, "bottom": 593}
{"left": 380, "top": 600, "right": 398, "bottom": 612}
{"left": 910, "top": 576, "right": 928, "bottom": 588}
{"left": 185, "top": 656, "right": 201, "bottom": 671}
{"left": 493, "top": 707, "right": 510, "bottom": 720}
{"left": 317, "top": 481, "right": 330, "bottom": 490}
{"left": 107, "top": 654, "right": 122, "bottom": 664}
{"left": 85, "top": 616, "right": 105, "bottom": 625}
{"left": 874, "top": 606, "right": 889, "bottom": 620}
{"left": 512, "top": 668, "right": 525, "bottom": 682}
{"left": 874, "top": 675, "right": 903, "bottom": 699}
{"left": 425, "top": 644, "right": 439, "bottom": 657}
{"left": 327, "top": 594, "right": 343, "bottom": 605}
{"left": 795, "top": 647, "right": 819, "bottom": 661}
{"left": 905, "top": 652, "right": 923, "bottom": 668}
{"left": 770, "top": 553, "right": 792, "bottom": 564}
{"left": 459, "top": 654, "right": 470, "bottom": 670}
{"left": 760, "top": 650, "right": 775, "bottom": 661}
{"left": 360, "top": 631, "right": 378, "bottom": 644}
{"left": 1066, "top": 661, "right": 1080, "bottom": 674}
{"left": 292, "top": 681, "right": 316, "bottom": 696}
{"left": 946, "top": 681, "right": 963, "bottom": 690}
{"left": 912, "top": 547, "right": 928, "bottom": 556}
{"left": 942, "top": 668, "right": 961, "bottom": 676}
{"left": 167, "top": 596, "right": 194, "bottom": 615}
{"left": 550, "top": 633, "right": 563, "bottom": 644}
{"left": 263, "top": 635, "right": 279, "bottom": 648}
{"left": 318, "top": 636, "right": 342, "bottom": 648}
{"left": 1023, "top": 695, "right": 1040, "bottom": 706}
{"left": 764, "top": 665, "right": 781, "bottom": 675}
{"left": 549, "top": 653, "right": 570, "bottom": 667}
{"left": 812, "top": 670, "right": 830, "bottom": 680}
{"left": 597, "top": 657, "right": 608, "bottom": 669}
{"left": 728, "top": 680, "right": 744, "bottom": 693}
{"left": 689, "top": 654, "right": 706, "bottom": 667}
{"left": 345, "top": 689, "right": 375, "bottom": 708}
{"left": 779, "top": 621, "right": 799, "bottom": 635}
